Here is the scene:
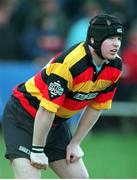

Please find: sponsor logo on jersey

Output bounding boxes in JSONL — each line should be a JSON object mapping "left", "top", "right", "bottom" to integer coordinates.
{"left": 48, "top": 81, "right": 64, "bottom": 97}
{"left": 73, "top": 92, "right": 98, "bottom": 101}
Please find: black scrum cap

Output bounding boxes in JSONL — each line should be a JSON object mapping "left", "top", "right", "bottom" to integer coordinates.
{"left": 86, "top": 14, "right": 124, "bottom": 59}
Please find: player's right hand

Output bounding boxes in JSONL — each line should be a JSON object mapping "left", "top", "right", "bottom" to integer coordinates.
{"left": 30, "top": 152, "right": 48, "bottom": 169}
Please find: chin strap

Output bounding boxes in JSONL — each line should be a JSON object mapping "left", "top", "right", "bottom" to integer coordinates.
{"left": 94, "top": 48, "right": 105, "bottom": 59}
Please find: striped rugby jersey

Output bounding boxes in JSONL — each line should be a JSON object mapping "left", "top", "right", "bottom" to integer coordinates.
{"left": 13, "top": 42, "right": 122, "bottom": 120}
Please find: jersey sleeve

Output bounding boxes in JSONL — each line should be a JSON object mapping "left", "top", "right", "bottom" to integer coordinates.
{"left": 40, "top": 64, "right": 73, "bottom": 112}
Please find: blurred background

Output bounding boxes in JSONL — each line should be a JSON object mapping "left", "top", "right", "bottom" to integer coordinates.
{"left": 0, "top": 0, "right": 137, "bottom": 178}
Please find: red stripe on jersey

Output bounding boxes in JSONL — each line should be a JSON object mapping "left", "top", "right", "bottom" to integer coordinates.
{"left": 13, "top": 87, "right": 36, "bottom": 118}
{"left": 73, "top": 67, "right": 93, "bottom": 85}
{"left": 43, "top": 90, "right": 66, "bottom": 106}
{"left": 34, "top": 71, "right": 45, "bottom": 93}
{"left": 42, "top": 84, "right": 51, "bottom": 100}
{"left": 52, "top": 93, "right": 66, "bottom": 106}
{"left": 63, "top": 98, "right": 90, "bottom": 110}
{"left": 93, "top": 88, "right": 117, "bottom": 103}
{"left": 98, "top": 67, "right": 121, "bottom": 81}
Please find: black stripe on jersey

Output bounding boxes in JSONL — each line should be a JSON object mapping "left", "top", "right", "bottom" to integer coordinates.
{"left": 66, "top": 91, "right": 95, "bottom": 102}
{"left": 66, "top": 81, "right": 118, "bottom": 101}
{"left": 99, "top": 82, "right": 118, "bottom": 93}
{"left": 69, "top": 56, "right": 89, "bottom": 78}
{"left": 17, "top": 85, "right": 40, "bottom": 110}
{"left": 107, "top": 57, "right": 122, "bottom": 70}
{"left": 41, "top": 69, "right": 49, "bottom": 83}
{"left": 54, "top": 43, "right": 81, "bottom": 64}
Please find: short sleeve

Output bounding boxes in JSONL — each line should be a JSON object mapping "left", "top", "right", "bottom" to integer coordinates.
{"left": 40, "top": 64, "right": 73, "bottom": 112}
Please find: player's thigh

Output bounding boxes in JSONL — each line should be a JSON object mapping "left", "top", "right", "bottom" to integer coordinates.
{"left": 2, "top": 95, "right": 33, "bottom": 160}
{"left": 49, "top": 158, "right": 89, "bottom": 179}
{"left": 11, "top": 158, "right": 41, "bottom": 179}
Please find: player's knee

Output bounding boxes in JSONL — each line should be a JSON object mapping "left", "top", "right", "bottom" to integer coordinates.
{"left": 11, "top": 158, "right": 40, "bottom": 178}
{"left": 13, "top": 165, "right": 40, "bottom": 178}
{"left": 15, "top": 169, "right": 30, "bottom": 178}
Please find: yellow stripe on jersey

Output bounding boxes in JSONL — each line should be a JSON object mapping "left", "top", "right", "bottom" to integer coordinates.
{"left": 56, "top": 106, "right": 79, "bottom": 118}
{"left": 90, "top": 99, "right": 112, "bottom": 110}
{"left": 25, "top": 78, "right": 42, "bottom": 100}
{"left": 46, "top": 63, "right": 61, "bottom": 76}
{"left": 40, "top": 98, "right": 60, "bottom": 112}
{"left": 46, "top": 63, "right": 73, "bottom": 90}
{"left": 73, "top": 80, "right": 112, "bottom": 93}
{"left": 64, "top": 43, "right": 86, "bottom": 67}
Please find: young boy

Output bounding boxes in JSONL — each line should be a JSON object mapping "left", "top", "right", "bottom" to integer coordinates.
{"left": 2, "top": 14, "right": 124, "bottom": 178}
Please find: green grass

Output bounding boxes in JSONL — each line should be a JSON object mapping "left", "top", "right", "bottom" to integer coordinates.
{"left": 83, "top": 131, "right": 137, "bottom": 178}
{"left": 0, "top": 129, "right": 137, "bottom": 178}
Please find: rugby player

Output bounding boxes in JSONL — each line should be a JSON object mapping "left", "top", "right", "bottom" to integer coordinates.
{"left": 2, "top": 14, "right": 124, "bottom": 178}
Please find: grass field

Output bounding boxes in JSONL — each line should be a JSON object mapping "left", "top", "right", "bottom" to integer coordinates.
{"left": 0, "top": 129, "right": 137, "bottom": 178}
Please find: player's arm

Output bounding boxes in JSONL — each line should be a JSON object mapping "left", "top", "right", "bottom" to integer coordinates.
{"left": 66, "top": 106, "right": 102, "bottom": 164}
{"left": 32, "top": 106, "right": 55, "bottom": 146}
{"left": 72, "top": 106, "right": 101, "bottom": 143}
{"left": 30, "top": 106, "right": 55, "bottom": 169}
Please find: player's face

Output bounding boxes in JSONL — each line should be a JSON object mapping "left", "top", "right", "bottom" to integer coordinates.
{"left": 101, "top": 36, "right": 122, "bottom": 60}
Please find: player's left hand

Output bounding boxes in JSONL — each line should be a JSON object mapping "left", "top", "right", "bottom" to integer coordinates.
{"left": 66, "top": 143, "right": 84, "bottom": 165}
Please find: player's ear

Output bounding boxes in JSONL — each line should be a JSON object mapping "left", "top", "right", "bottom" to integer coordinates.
{"left": 90, "top": 37, "right": 94, "bottom": 45}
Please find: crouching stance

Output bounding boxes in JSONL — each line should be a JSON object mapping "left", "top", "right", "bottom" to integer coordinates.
{"left": 2, "top": 14, "right": 124, "bottom": 179}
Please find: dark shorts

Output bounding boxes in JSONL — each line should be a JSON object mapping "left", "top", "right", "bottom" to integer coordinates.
{"left": 2, "top": 96, "right": 72, "bottom": 162}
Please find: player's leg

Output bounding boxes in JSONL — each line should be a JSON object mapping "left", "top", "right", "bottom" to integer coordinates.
{"left": 49, "top": 158, "right": 89, "bottom": 179}
{"left": 11, "top": 158, "right": 41, "bottom": 179}
{"left": 45, "top": 121, "right": 89, "bottom": 178}
{"left": 2, "top": 96, "right": 40, "bottom": 178}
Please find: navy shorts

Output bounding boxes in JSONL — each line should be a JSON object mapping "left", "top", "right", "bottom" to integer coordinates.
{"left": 2, "top": 96, "right": 72, "bottom": 162}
